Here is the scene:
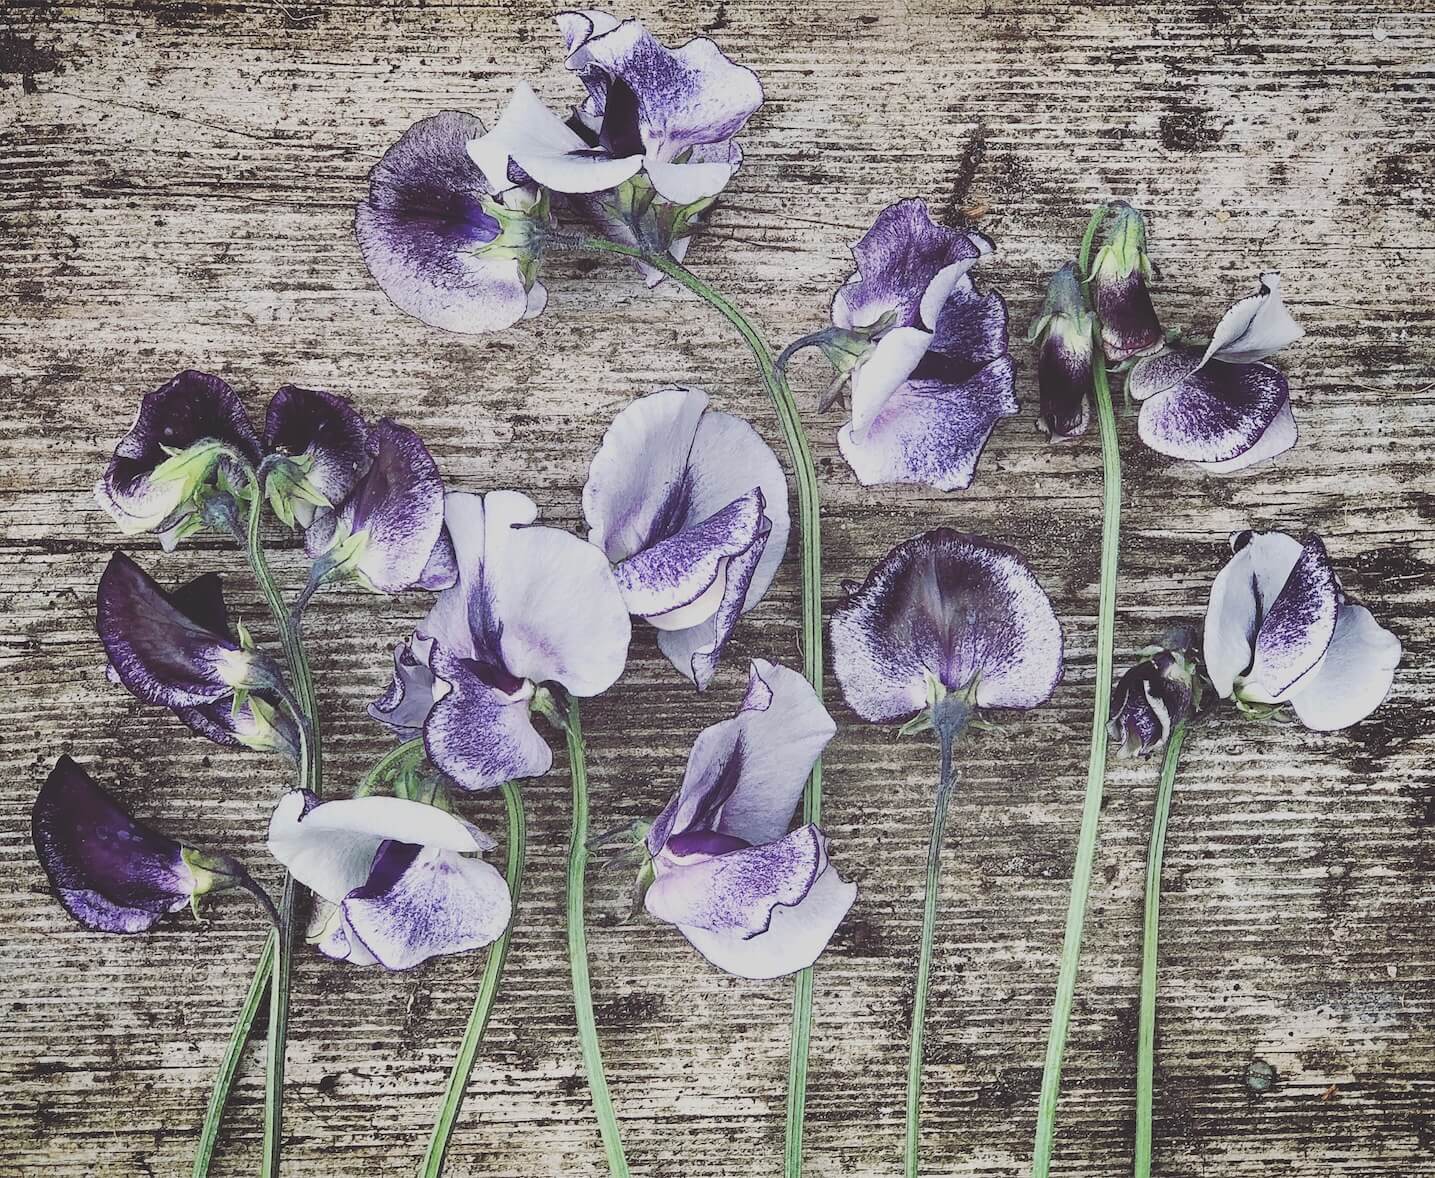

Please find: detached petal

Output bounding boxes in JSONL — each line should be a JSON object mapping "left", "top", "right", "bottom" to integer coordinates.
{"left": 424, "top": 648, "right": 554, "bottom": 792}
{"left": 1203, "top": 272, "right": 1303, "bottom": 365}
{"left": 830, "top": 530, "right": 1064, "bottom": 722}
{"left": 1202, "top": 531, "right": 1301, "bottom": 697}
{"left": 357, "top": 112, "right": 541, "bottom": 335}
{"left": 1201, "top": 400, "right": 1297, "bottom": 474}
{"left": 1287, "top": 604, "right": 1401, "bottom": 730}
{"left": 1137, "top": 358, "right": 1292, "bottom": 465}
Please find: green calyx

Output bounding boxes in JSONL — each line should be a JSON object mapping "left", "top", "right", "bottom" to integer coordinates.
{"left": 311, "top": 525, "right": 370, "bottom": 589}
{"left": 899, "top": 672, "right": 981, "bottom": 739}
{"left": 1089, "top": 202, "right": 1152, "bottom": 284}
{"left": 263, "top": 454, "right": 333, "bottom": 529}
{"left": 477, "top": 190, "right": 552, "bottom": 289}
{"left": 183, "top": 848, "right": 254, "bottom": 918}
{"left": 589, "top": 170, "right": 718, "bottom": 261}
{"left": 529, "top": 684, "right": 568, "bottom": 732}
{"left": 122, "top": 440, "right": 240, "bottom": 538}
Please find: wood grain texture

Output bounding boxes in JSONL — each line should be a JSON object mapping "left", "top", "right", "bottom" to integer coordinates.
{"left": 2, "top": 1, "right": 1432, "bottom": 1174}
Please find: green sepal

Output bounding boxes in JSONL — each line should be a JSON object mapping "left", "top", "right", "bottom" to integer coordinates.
{"left": 529, "top": 684, "right": 568, "bottom": 732}
{"left": 182, "top": 847, "right": 252, "bottom": 918}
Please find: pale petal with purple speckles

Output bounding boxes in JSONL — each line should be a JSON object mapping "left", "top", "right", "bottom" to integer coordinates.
{"left": 830, "top": 530, "right": 1064, "bottom": 723}
{"left": 1243, "top": 536, "right": 1340, "bottom": 700}
{"left": 424, "top": 648, "right": 554, "bottom": 792}
{"left": 1135, "top": 355, "right": 1293, "bottom": 465}
{"left": 357, "top": 111, "right": 542, "bottom": 335}
{"left": 848, "top": 326, "right": 934, "bottom": 434}
{"left": 369, "top": 635, "right": 442, "bottom": 739}
{"left": 1202, "top": 530, "right": 1305, "bottom": 698}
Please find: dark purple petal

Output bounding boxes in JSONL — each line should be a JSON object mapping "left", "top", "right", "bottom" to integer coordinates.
{"left": 424, "top": 648, "right": 553, "bottom": 792}
{"left": 174, "top": 694, "right": 300, "bottom": 760}
{"left": 830, "top": 530, "right": 1064, "bottom": 723}
{"left": 833, "top": 199, "right": 988, "bottom": 332}
{"left": 263, "top": 385, "right": 370, "bottom": 516}
{"left": 1089, "top": 203, "right": 1163, "bottom": 362}
{"left": 1031, "top": 265, "right": 1096, "bottom": 442}
{"left": 96, "top": 370, "right": 260, "bottom": 537}
{"left": 98, "top": 552, "right": 273, "bottom": 709}
{"left": 1108, "top": 651, "right": 1194, "bottom": 758}
{"left": 33, "top": 757, "right": 193, "bottom": 933}
{"left": 357, "top": 112, "right": 542, "bottom": 335}
{"left": 1136, "top": 355, "right": 1293, "bottom": 466}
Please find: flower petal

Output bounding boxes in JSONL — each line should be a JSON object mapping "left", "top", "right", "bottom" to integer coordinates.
{"left": 649, "top": 659, "right": 835, "bottom": 848}
{"left": 424, "top": 648, "right": 554, "bottom": 792}
{"left": 1203, "top": 272, "right": 1303, "bottom": 365}
{"left": 369, "top": 635, "right": 442, "bottom": 738}
{"left": 32, "top": 757, "right": 194, "bottom": 933}
{"left": 1202, "top": 530, "right": 1304, "bottom": 697}
{"left": 849, "top": 326, "right": 935, "bottom": 436}
{"left": 1244, "top": 535, "right": 1340, "bottom": 700}
{"left": 1137, "top": 359, "right": 1291, "bottom": 465}
{"left": 1127, "top": 347, "right": 1203, "bottom": 403}
{"left": 1287, "top": 604, "right": 1401, "bottom": 730}
{"left": 263, "top": 385, "right": 370, "bottom": 515}
{"left": 341, "top": 842, "right": 511, "bottom": 970}
{"left": 357, "top": 111, "right": 539, "bottom": 335}
{"left": 1200, "top": 399, "right": 1297, "bottom": 474}
{"left": 1094, "top": 265, "right": 1162, "bottom": 362}
{"left": 830, "top": 530, "right": 1064, "bottom": 722}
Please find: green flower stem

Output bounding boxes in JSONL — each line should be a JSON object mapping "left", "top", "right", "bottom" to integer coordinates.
{"left": 905, "top": 722, "right": 961, "bottom": 1178}
{"left": 1031, "top": 204, "right": 1123, "bottom": 1178}
{"left": 563, "top": 699, "right": 631, "bottom": 1177}
{"left": 1135, "top": 722, "right": 1188, "bottom": 1178}
{"left": 421, "top": 781, "right": 527, "bottom": 1177}
{"left": 559, "top": 235, "right": 825, "bottom": 1176}
{"left": 190, "top": 932, "right": 276, "bottom": 1178}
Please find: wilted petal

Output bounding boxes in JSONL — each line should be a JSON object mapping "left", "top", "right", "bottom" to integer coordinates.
{"left": 357, "top": 111, "right": 541, "bottom": 335}
{"left": 830, "top": 530, "right": 1064, "bottom": 722}
{"left": 340, "top": 841, "right": 511, "bottom": 970}
{"left": 1136, "top": 358, "right": 1292, "bottom": 466}
{"left": 1031, "top": 264, "right": 1095, "bottom": 441}
{"left": 32, "top": 757, "right": 194, "bottom": 933}
{"left": 263, "top": 386, "right": 370, "bottom": 521}
{"left": 1089, "top": 202, "right": 1163, "bottom": 363}
{"left": 424, "top": 648, "right": 554, "bottom": 792}
{"left": 175, "top": 695, "right": 300, "bottom": 760}
{"left": 1203, "top": 272, "right": 1303, "bottom": 365}
{"left": 1287, "top": 604, "right": 1401, "bottom": 730}
{"left": 1108, "top": 650, "right": 1196, "bottom": 758}
{"left": 369, "top": 635, "right": 442, "bottom": 738}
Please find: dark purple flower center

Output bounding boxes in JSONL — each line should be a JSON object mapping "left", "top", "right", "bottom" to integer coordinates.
{"left": 351, "top": 839, "right": 423, "bottom": 900}
{"left": 665, "top": 830, "right": 752, "bottom": 857}
{"left": 457, "top": 655, "right": 526, "bottom": 698}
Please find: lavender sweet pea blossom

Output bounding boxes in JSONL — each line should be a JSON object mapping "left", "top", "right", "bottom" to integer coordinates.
{"left": 371, "top": 490, "right": 631, "bottom": 791}
{"left": 1029, "top": 263, "right": 1097, "bottom": 442}
{"left": 1129, "top": 273, "right": 1304, "bottom": 473}
{"left": 583, "top": 387, "right": 787, "bottom": 689}
{"left": 96, "top": 370, "right": 261, "bottom": 547}
{"left": 785, "top": 200, "right": 1016, "bottom": 491}
{"left": 1203, "top": 530, "right": 1400, "bottom": 730}
{"left": 1089, "top": 202, "right": 1163, "bottom": 363}
{"left": 33, "top": 757, "right": 264, "bottom": 933}
{"left": 1108, "top": 648, "right": 1200, "bottom": 758}
{"left": 643, "top": 659, "right": 854, "bottom": 979}
{"left": 831, "top": 529, "right": 1064, "bottom": 726}
{"left": 269, "top": 791, "right": 511, "bottom": 969}
{"left": 262, "top": 385, "right": 370, "bottom": 528}
{"left": 356, "top": 111, "right": 549, "bottom": 336}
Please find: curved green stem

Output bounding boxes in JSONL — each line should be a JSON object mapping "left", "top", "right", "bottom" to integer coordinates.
{"left": 191, "top": 932, "right": 275, "bottom": 1178}
{"left": 1031, "top": 206, "right": 1123, "bottom": 1178}
{"left": 421, "top": 781, "right": 527, "bottom": 1177}
{"left": 905, "top": 720, "right": 961, "bottom": 1178}
{"left": 564, "top": 700, "right": 631, "bottom": 1177}
{"left": 358, "top": 737, "right": 425, "bottom": 796}
{"left": 1135, "top": 722, "right": 1188, "bottom": 1178}
{"left": 560, "top": 235, "right": 825, "bottom": 1176}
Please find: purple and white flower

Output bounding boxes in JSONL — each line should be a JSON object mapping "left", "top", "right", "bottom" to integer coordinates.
{"left": 784, "top": 199, "right": 1016, "bottom": 491}
{"left": 583, "top": 387, "right": 787, "bottom": 689}
{"left": 96, "top": 370, "right": 261, "bottom": 547}
{"left": 268, "top": 790, "right": 511, "bottom": 969}
{"left": 304, "top": 420, "right": 456, "bottom": 594}
{"left": 830, "top": 529, "right": 1064, "bottom": 726}
{"left": 371, "top": 490, "right": 631, "bottom": 791}
{"left": 33, "top": 756, "right": 265, "bottom": 933}
{"left": 262, "top": 385, "right": 370, "bottom": 528}
{"left": 643, "top": 659, "right": 854, "bottom": 979}
{"left": 1129, "top": 273, "right": 1303, "bottom": 473}
{"left": 1088, "top": 202, "right": 1163, "bottom": 363}
{"left": 1029, "top": 263, "right": 1096, "bottom": 442}
{"left": 356, "top": 111, "right": 549, "bottom": 336}
{"left": 1109, "top": 647, "right": 1200, "bottom": 758}
{"left": 1203, "top": 530, "right": 1400, "bottom": 731}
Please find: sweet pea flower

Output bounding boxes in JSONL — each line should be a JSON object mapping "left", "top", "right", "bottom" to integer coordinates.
{"left": 304, "top": 420, "right": 457, "bottom": 594}
{"left": 1088, "top": 201, "right": 1163, "bottom": 363}
{"left": 1109, "top": 647, "right": 1200, "bottom": 758}
{"left": 96, "top": 370, "right": 261, "bottom": 548}
{"left": 268, "top": 791, "right": 511, "bottom": 969}
{"left": 783, "top": 199, "right": 1016, "bottom": 491}
{"left": 1029, "top": 263, "right": 1097, "bottom": 442}
{"left": 830, "top": 529, "right": 1064, "bottom": 731}
{"left": 356, "top": 111, "right": 550, "bottom": 336}
{"left": 33, "top": 756, "right": 270, "bottom": 933}
{"left": 643, "top": 659, "right": 854, "bottom": 979}
{"left": 1203, "top": 530, "right": 1400, "bottom": 730}
{"left": 1129, "top": 273, "right": 1303, "bottom": 472}
{"left": 583, "top": 387, "right": 787, "bottom": 689}
{"left": 262, "top": 385, "right": 370, "bottom": 528}
{"left": 370, "top": 490, "right": 631, "bottom": 791}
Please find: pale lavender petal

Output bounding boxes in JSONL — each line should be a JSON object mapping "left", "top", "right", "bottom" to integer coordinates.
{"left": 1137, "top": 359, "right": 1291, "bottom": 465}
{"left": 1287, "top": 603, "right": 1401, "bottom": 730}
{"left": 849, "top": 326, "right": 933, "bottom": 435}
{"left": 357, "top": 111, "right": 540, "bottom": 335}
{"left": 1244, "top": 535, "right": 1340, "bottom": 700}
{"left": 830, "top": 530, "right": 1064, "bottom": 722}
{"left": 644, "top": 155, "right": 736, "bottom": 204}
{"left": 1203, "top": 272, "right": 1303, "bottom": 365}
{"left": 369, "top": 635, "right": 441, "bottom": 738}
{"left": 1202, "top": 530, "right": 1304, "bottom": 698}
{"left": 424, "top": 648, "right": 554, "bottom": 792}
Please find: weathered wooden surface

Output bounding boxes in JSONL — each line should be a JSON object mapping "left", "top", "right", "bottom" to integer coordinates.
{"left": 2, "top": 1, "right": 1432, "bottom": 1174}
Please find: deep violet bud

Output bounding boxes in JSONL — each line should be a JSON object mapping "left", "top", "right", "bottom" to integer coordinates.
{"left": 33, "top": 757, "right": 265, "bottom": 933}
{"left": 643, "top": 660, "right": 854, "bottom": 979}
{"left": 1029, "top": 263, "right": 1096, "bottom": 442}
{"left": 1108, "top": 647, "right": 1200, "bottom": 758}
{"left": 98, "top": 552, "right": 285, "bottom": 711}
{"left": 830, "top": 529, "right": 1064, "bottom": 726}
{"left": 96, "top": 370, "right": 262, "bottom": 548}
{"left": 262, "top": 385, "right": 370, "bottom": 528}
{"left": 268, "top": 790, "right": 511, "bottom": 969}
{"left": 304, "top": 420, "right": 455, "bottom": 594}
{"left": 1129, "top": 273, "right": 1304, "bottom": 473}
{"left": 1203, "top": 530, "right": 1400, "bottom": 731}
{"left": 583, "top": 387, "right": 788, "bottom": 689}
{"left": 1088, "top": 202, "right": 1163, "bottom": 363}
{"left": 356, "top": 111, "right": 550, "bottom": 336}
